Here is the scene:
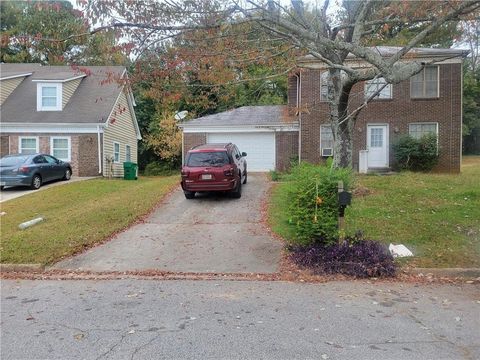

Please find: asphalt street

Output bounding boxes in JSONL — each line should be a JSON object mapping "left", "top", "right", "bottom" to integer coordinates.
{"left": 1, "top": 279, "right": 479, "bottom": 360}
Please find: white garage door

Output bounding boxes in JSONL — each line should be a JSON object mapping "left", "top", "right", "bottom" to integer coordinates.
{"left": 207, "top": 132, "right": 275, "bottom": 171}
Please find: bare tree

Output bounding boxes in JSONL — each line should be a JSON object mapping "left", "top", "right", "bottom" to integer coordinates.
{"left": 79, "top": 0, "right": 479, "bottom": 168}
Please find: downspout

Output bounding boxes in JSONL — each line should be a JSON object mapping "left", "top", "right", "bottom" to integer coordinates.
{"left": 181, "top": 131, "right": 185, "bottom": 166}
{"left": 97, "top": 125, "right": 102, "bottom": 174}
{"left": 297, "top": 72, "right": 302, "bottom": 163}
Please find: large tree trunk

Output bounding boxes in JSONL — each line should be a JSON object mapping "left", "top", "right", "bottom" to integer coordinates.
{"left": 333, "top": 119, "right": 354, "bottom": 168}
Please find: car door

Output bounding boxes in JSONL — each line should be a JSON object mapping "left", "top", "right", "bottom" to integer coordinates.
{"left": 32, "top": 155, "right": 51, "bottom": 181}
{"left": 44, "top": 155, "right": 64, "bottom": 180}
{"left": 234, "top": 146, "right": 246, "bottom": 175}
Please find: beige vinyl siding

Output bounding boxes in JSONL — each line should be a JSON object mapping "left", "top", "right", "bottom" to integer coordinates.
{"left": 1, "top": 77, "right": 25, "bottom": 105}
{"left": 62, "top": 78, "right": 82, "bottom": 109}
{"left": 103, "top": 90, "right": 138, "bottom": 177}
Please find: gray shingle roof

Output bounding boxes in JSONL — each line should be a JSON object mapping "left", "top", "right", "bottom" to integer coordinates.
{"left": 299, "top": 46, "right": 468, "bottom": 63}
{"left": 179, "top": 105, "right": 297, "bottom": 127}
{"left": 0, "top": 64, "right": 127, "bottom": 124}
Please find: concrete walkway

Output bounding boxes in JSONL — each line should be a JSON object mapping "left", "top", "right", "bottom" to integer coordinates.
{"left": 0, "top": 176, "right": 97, "bottom": 203}
{"left": 53, "top": 173, "right": 283, "bottom": 273}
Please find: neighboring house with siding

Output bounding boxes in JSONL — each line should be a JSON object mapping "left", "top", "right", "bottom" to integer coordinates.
{"left": 0, "top": 63, "right": 141, "bottom": 177}
{"left": 179, "top": 47, "right": 466, "bottom": 173}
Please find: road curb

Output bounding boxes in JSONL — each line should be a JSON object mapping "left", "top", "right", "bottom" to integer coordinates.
{"left": 0, "top": 264, "right": 45, "bottom": 273}
{"left": 405, "top": 267, "right": 480, "bottom": 279}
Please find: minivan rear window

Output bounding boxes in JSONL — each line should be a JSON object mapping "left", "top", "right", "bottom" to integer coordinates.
{"left": 186, "top": 151, "right": 230, "bottom": 167}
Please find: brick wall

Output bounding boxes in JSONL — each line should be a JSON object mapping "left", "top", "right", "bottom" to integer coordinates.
{"left": 183, "top": 133, "right": 206, "bottom": 162}
{"left": 293, "top": 63, "right": 462, "bottom": 173}
{"left": 276, "top": 131, "right": 299, "bottom": 171}
{"left": 78, "top": 134, "right": 100, "bottom": 176}
{"left": 0, "top": 136, "right": 9, "bottom": 157}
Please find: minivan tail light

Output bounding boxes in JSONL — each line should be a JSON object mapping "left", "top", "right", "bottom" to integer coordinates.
{"left": 223, "top": 168, "right": 235, "bottom": 177}
{"left": 181, "top": 170, "right": 190, "bottom": 178}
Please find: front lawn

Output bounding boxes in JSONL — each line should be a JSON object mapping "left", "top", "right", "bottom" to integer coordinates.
{"left": 0, "top": 176, "right": 178, "bottom": 265}
{"left": 268, "top": 156, "right": 480, "bottom": 268}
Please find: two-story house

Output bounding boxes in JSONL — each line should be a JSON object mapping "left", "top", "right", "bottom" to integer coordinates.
{"left": 0, "top": 63, "right": 141, "bottom": 177}
{"left": 180, "top": 47, "right": 466, "bottom": 173}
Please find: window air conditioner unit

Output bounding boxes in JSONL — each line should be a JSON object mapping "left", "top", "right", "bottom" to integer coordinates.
{"left": 322, "top": 148, "right": 333, "bottom": 157}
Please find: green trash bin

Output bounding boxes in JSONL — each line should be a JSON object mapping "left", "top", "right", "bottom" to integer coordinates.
{"left": 123, "top": 162, "right": 138, "bottom": 180}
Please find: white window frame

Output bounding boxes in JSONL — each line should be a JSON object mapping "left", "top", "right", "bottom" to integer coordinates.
{"left": 410, "top": 66, "right": 440, "bottom": 99}
{"left": 113, "top": 142, "right": 120, "bottom": 163}
{"left": 19, "top": 136, "right": 39, "bottom": 154}
{"left": 320, "top": 124, "right": 334, "bottom": 156}
{"left": 365, "top": 77, "right": 392, "bottom": 100}
{"left": 320, "top": 72, "right": 329, "bottom": 102}
{"left": 408, "top": 122, "right": 439, "bottom": 139}
{"left": 36, "top": 83, "right": 62, "bottom": 111}
{"left": 50, "top": 136, "right": 71, "bottom": 161}
{"left": 125, "top": 144, "right": 132, "bottom": 162}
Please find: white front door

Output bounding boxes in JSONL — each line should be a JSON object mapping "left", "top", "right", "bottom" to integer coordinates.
{"left": 367, "top": 125, "right": 388, "bottom": 168}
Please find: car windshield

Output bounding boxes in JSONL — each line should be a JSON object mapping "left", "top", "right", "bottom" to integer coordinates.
{"left": 0, "top": 155, "right": 29, "bottom": 167}
{"left": 187, "top": 151, "right": 230, "bottom": 167}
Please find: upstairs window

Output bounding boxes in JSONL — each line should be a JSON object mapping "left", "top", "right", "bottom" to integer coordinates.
{"left": 320, "top": 72, "right": 329, "bottom": 101}
{"left": 365, "top": 77, "right": 392, "bottom": 99}
{"left": 320, "top": 125, "right": 334, "bottom": 157}
{"left": 411, "top": 66, "right": 439, "bottom": 98}
{"left": 36, "top": 83, "right": 62, "bottom": 111}
{"left": 19, "top": 137, "right": 39, "bottom": 155}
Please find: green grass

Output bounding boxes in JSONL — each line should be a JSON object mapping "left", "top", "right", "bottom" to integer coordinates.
{"left": 0, "top": 176, "right": 178, "bottom": 265}
{"left": 268, "top": 156, "right": 480, "bottom": 268}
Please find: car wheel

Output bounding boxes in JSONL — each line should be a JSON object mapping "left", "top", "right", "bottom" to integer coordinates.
{"left": 242, "top": 169, "right": 247, "bottom": 184}
{"left": 63, "top": 168, "right": 72, "bottom": 181}
{"left": 231, "top": 178, "right": 242, "bottom": 198}
{"left": 31, "top": 175, "right": 42, "bottom": 190}
{"left": 184, "top": 191, "right": 195, "bottom": 199}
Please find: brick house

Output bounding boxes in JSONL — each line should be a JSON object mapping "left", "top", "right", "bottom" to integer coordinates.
{"left": 180, "top": 47, "right": 466, "bottom": 173}
{"left": 0, "top": 64, "right": 141, "bottom": 177}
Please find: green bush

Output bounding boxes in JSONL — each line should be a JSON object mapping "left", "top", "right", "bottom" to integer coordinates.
{"left": 393, "top": 134, "right": 439, "bottom": 171}
{"left": 283, "top": 161, "right": 352, "bottom": 246}
{"left": 143, "top": 162, "right": 179, "bottom": 176}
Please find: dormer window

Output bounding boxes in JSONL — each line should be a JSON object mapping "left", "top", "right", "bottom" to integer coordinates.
{"left": 36, "top": 83, "right": 62, "bottom": 111}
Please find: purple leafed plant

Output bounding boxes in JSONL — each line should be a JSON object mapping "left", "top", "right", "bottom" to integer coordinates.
{"left": 289, "top": 239, "right": 396, "bottom": 278}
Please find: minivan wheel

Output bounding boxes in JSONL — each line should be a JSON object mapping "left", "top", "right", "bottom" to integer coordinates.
{"left": 184, "top": 191, "right": 195, "bottom": 199}
{"left": 231, "top": 179, "right": 242, "bottom": 198}
{"left": 63, "top": 168, "right": 72, "bottom": 180}
{"left": 242, "top": 170, "right": 247, "bottom": 184}
{"left": 31, "top": 175, "right": 42, "bottom": 190}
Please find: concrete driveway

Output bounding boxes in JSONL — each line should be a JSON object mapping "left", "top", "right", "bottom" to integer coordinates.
{"left": 53, "top": 173, "right": 283, "bottom": 273}
{"left": 0, "top": 177, "right": 96, "bottom": 203}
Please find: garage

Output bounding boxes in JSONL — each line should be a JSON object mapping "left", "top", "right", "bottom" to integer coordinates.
{"left": 207, "top": 132, "right": 275, "bottom": 171}
{"left": 179, "top": 105, "right": 299, "bottom": 172}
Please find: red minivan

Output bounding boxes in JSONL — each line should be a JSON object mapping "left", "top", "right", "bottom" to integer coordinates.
{"left": 181, "top": 143, "right": 247, "bottom": 199}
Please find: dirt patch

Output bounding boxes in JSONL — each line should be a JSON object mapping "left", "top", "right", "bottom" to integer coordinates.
{"left": 352, "top": 186, "right": 373, "bottom": 197}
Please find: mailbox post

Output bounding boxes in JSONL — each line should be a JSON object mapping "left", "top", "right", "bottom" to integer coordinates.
{"left": 337, "top": 181, "right": 352, "bottom": 243}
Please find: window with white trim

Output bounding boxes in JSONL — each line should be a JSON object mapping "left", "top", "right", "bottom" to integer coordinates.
{"left": 408, "top": 123, "right": 438, "bottom": 139}
{"left": 320, "top": 125, "right": 334, "bottom": 156}
{"left": 410, "top": 66, "right": 439, "bottom": 98}
{"left": 19, "top": 137, "right": 38, "bottom": 154}
{"left": 320, "top": 72, "right": 329, "bottom": 101}
{"left": 125, "top": 145, "right": 131, "bottom": 162}
{"left": 50, "top": 137, "right": 71, "bottom": 161}
{"left": 365, "top": 77, "right": 392, "bottom": 99}
{"left": 113, "top": 142, "right": 120, "bottom": 163}
{"left": 36, "top": 83, "right": 62, "bottom": 111}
